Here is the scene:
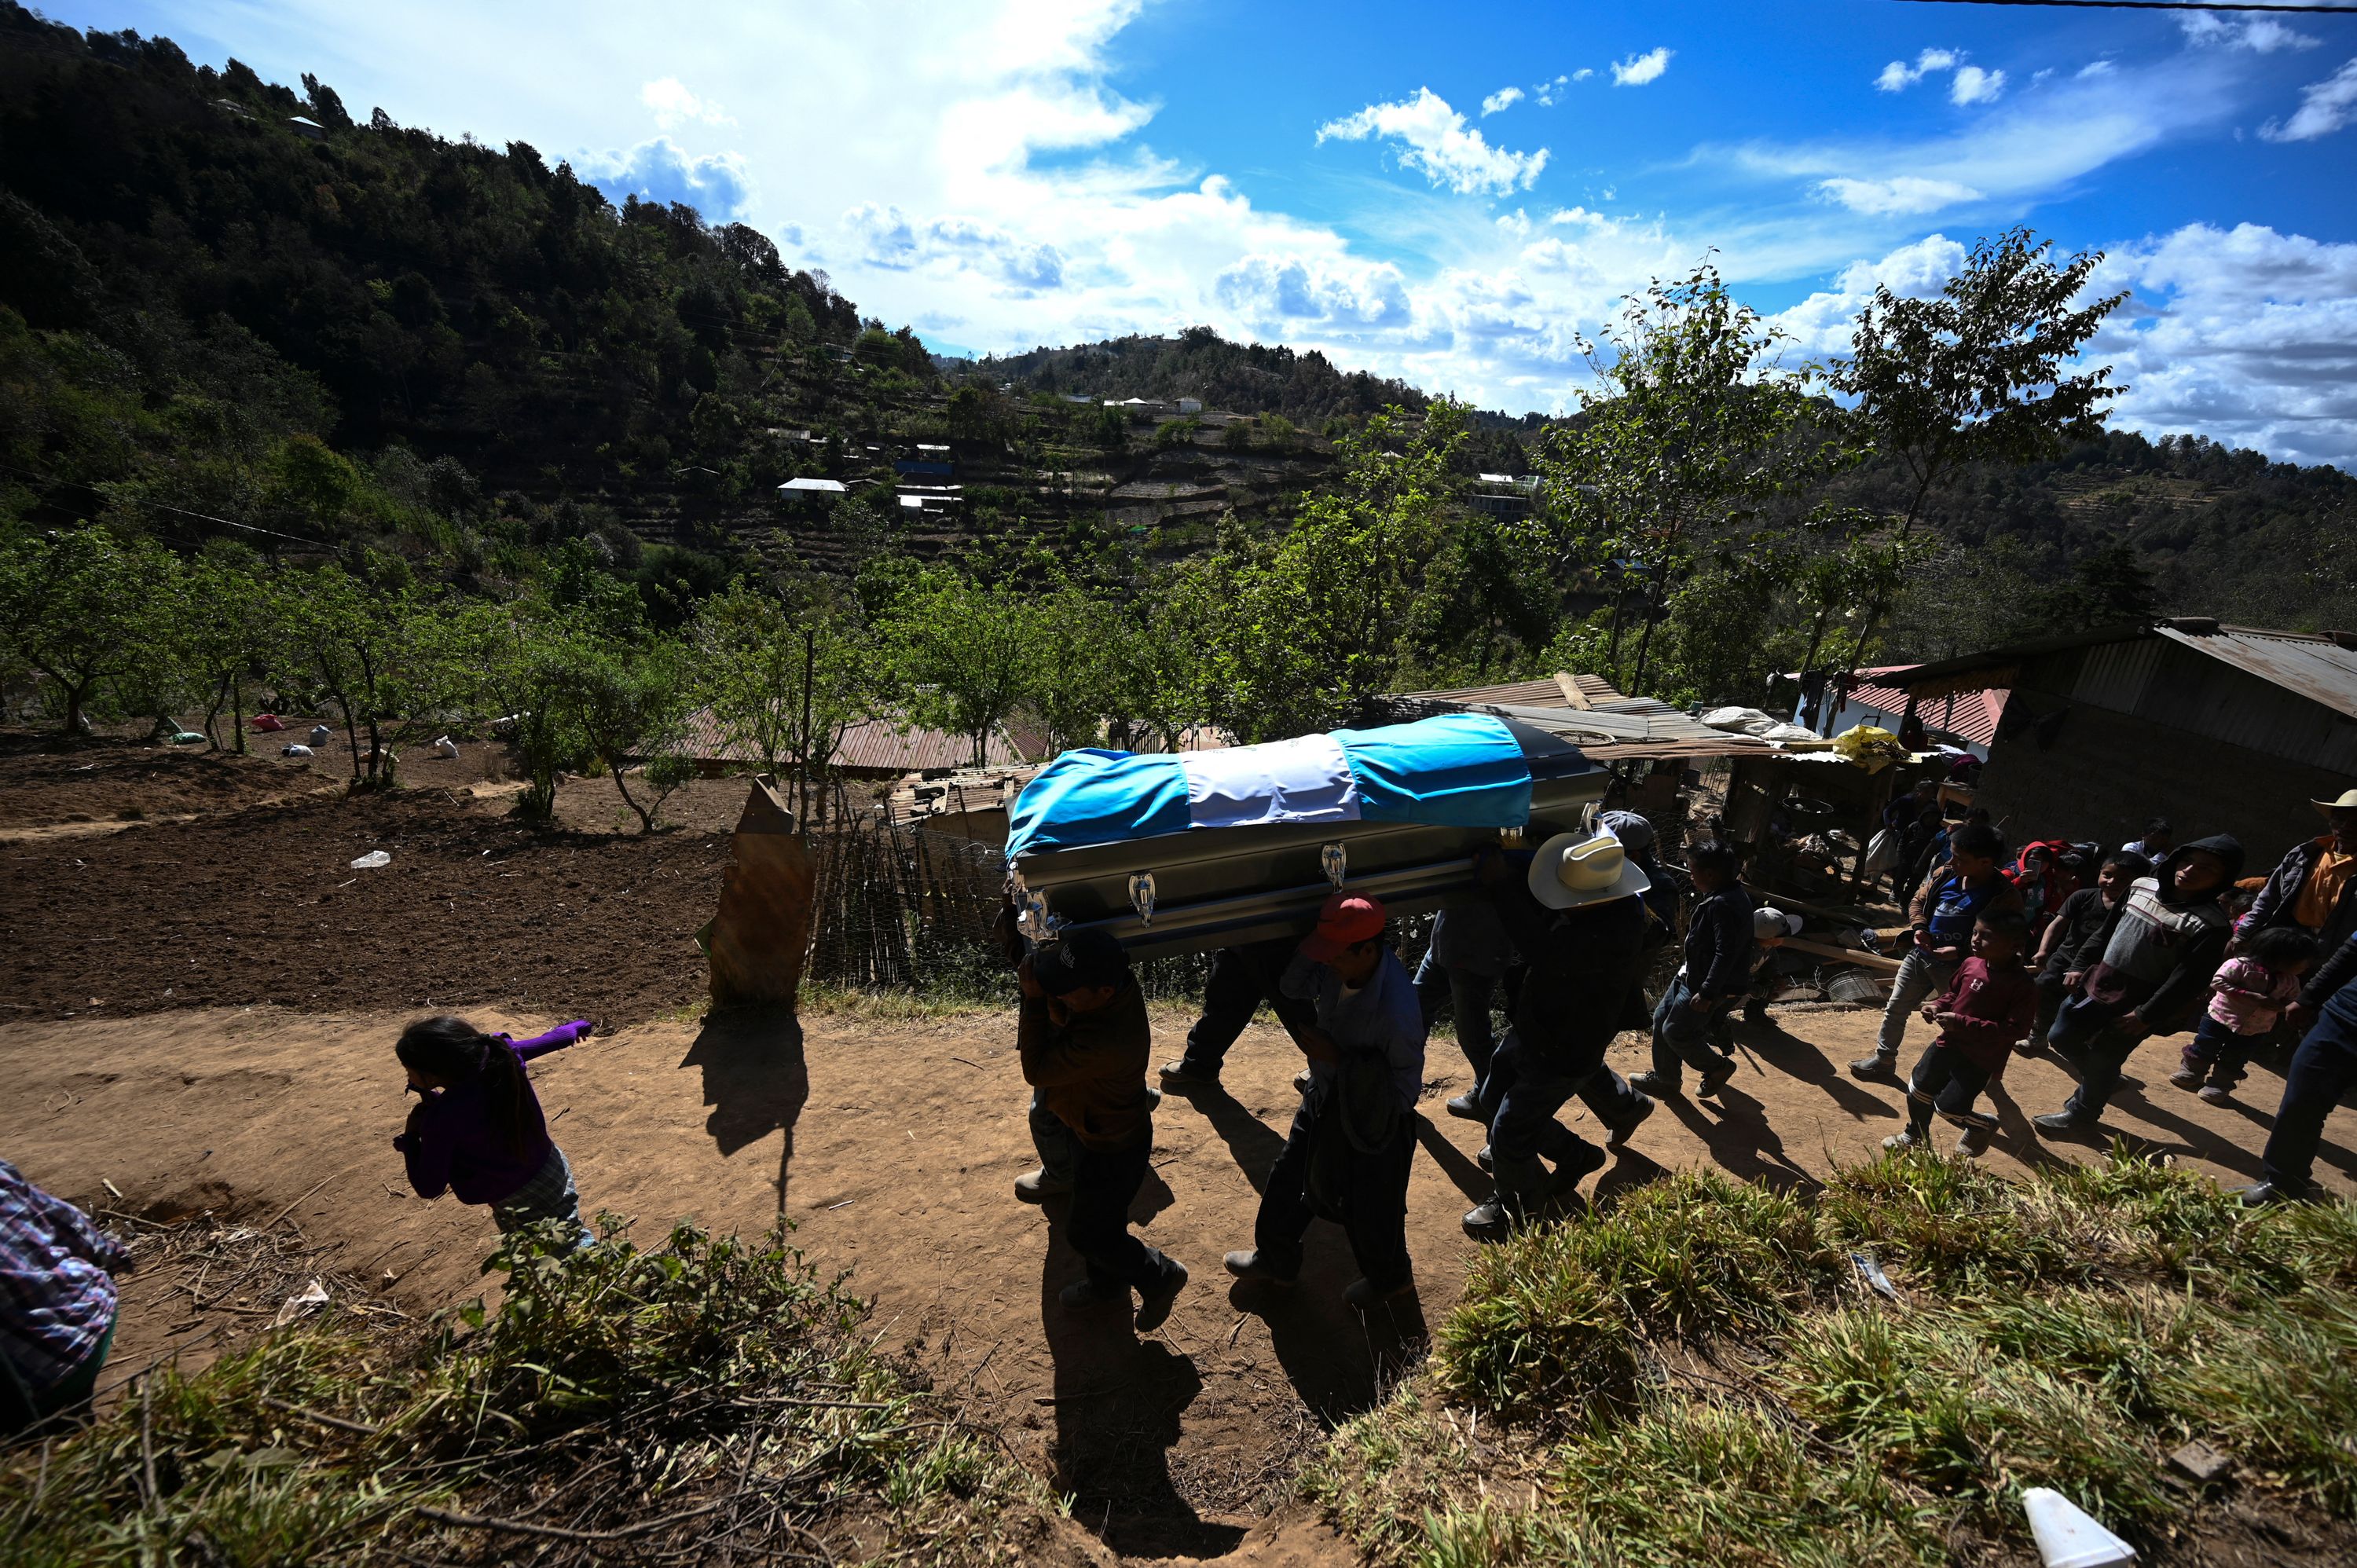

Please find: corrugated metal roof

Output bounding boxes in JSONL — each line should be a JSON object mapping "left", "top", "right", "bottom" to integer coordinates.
{"left": 679, "top": 707, "right": 1032, "bottom": 773}
{"left": 1402, "top": 672, "right": 1772, "bottom": 760}
{"left": 1400, "top": 674, "right": 1622, "bottom": 709}
{"left": 2158, "top": 625, "right": 2357, "bottom": 721}
{"left": 1839, "top": 676, "right": 2007, "bottom": 748}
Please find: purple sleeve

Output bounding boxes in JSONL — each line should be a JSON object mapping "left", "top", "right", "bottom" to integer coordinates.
{"left": 508, "top": 1020, "right": 594, "bottom": 1061}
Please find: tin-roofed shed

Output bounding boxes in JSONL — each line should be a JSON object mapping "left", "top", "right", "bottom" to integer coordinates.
{"left": 1894, "top": 619, "right": 2357, "bottom": 864}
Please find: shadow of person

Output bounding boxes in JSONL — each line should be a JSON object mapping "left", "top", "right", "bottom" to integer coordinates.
{"left": 1735, "top": 1018, "right": 1901, "bottom": 1122}
{"left": 2205, "top": 1090, "right": 2357, "bottom": 1185}
{"left": 1413, "top": 1112, "right": 1490, "bottom": 1202}
{"left": 2106, "top": 1085, "right": 2266, "bottom": 1178}
{"left": 1982, "top": 1080, "right": 2070, "bottom": 1171}
{"left": 1594, "top": 1146, "right": 1670, "bottom": 1207}
{"left": 1039, "top": 1211, "right": 1237, "bottom": 1559}
{"left": 1182, "top": 1084, "right": 1292, "bottom": 1194}
{"left": 1657, "top": 1083, "right": 1821, "bottom": 1196}
{"left": 679, "top": 1006, "right": 809, "bottom": 1212}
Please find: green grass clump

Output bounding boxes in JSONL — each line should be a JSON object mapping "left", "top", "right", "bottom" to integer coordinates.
{"left": 1437, "top": 1169, "right": 1827, "bottom": 1409}
{"left": 2, "top": 1219, "right": 1055, "bottom": 1566}
{"left": 1323, "top": 1150, "right": 2357, "bottom": 1566}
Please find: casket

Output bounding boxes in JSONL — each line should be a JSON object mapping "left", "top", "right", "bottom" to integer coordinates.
{"left": 1007, "top": 714, "right": 1607, "bottom": 958}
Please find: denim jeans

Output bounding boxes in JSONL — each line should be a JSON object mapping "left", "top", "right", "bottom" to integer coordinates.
{"left": 2054, "top": 1021, "right": 2144, "bottom": 1121}
{"left": 1067, "top": 1137, "right": 1178, "bottom": 1295}
{"left": 1649, "top": 976, "right": 1732, "bottom": 1087}
{"left": 1176, "top": 939, "right": 1321, "bottom": 1077}
{"left": 2180, "top": 1013, "right": 2260, "bottom": 1088}
{"left": 1415, "top": 948, "right": 1501, "bottom": 1086}
{"left": 2260, "top": 1003, "right": 2357, "bottom": 1196}
{"left": 1253, "top": 1097, "right": 1415, "bottom": 1290}
{"left": 1875, "top": 949, "right": 1956, "bottom": 1061}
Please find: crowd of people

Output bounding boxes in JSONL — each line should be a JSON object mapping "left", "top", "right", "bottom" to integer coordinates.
{"left": 1010, "top": 784, "right": 2357, "bottom": 1328}
{"left": 8, "top": 787, "right": 2354, "bottom": 1430}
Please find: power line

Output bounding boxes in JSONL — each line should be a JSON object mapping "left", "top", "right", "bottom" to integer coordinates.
{"left": 0, "top": 460, "right": 328, "bottom": 545}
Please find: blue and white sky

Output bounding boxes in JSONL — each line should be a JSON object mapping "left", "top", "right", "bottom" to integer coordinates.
{"left": 49, "top": 0, "right": 2357, "bottom": 467}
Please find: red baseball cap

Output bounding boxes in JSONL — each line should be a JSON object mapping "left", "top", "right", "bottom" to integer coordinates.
{"left": 1299, "top": 891, "right": 1387, "bottom": 962}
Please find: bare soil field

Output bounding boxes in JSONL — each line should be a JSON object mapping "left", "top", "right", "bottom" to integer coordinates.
{"left": 5, "top": 739, "right": 2355, "bottom": 1563}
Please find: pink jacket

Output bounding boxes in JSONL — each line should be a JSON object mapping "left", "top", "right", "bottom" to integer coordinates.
{"left": 2206, "top": 957, "right": 2300, "bottom": 1035}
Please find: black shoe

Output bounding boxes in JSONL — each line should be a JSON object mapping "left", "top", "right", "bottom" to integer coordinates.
{"left": 1743, "top": 1002, "right": 1771, "bottom": 1028}
{"left": 1445, "top": 1093, "right": 1487, "bottom": 1123}
{"left": 1461, "top": 1198, "right": 1515, "bottom": 1242}
{"left": 1551, "top": 1140, "right": 1607, "bottom": 1194}
{"left": 2236, "top": 1181, "right": 2305, "bottom": 1207}
{"left": 1603, "top": 1093, "right": 1655, "bottom": 1146}
{"left": 1158, "top": 1060, "right": 1220, "bottom": 1091}
{"left": 1697, "top": 1064, "right": 1736, "bottom": 1098}
{"left": 1475, "top": 1144, "right": 1494, "bottom": 1173}
{"left": 1627, "top": 1070, "right": 1681, "bottom": 1099}
{"left": 2033, "top": 1110, "right": 2099, "bottom": 1138}
{"left": 1135, "top": 1260, "right": 1187, "bottom": 1332}
{"left": 1222, "top": 1249, "right": 1297, "bottom": 1286}
{"left": 1058, "top": 1277, "right": 1126, "bottom": 1312}
{"left": 1014, "top": 1168, "right": 1072, "bottom": 1204}
{"left": 1343, "top": 1276, "right": 1416, "bottom": 1312}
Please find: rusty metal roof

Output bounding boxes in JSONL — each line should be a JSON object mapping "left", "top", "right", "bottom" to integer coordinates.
{"left": 2157, "top": 625, "right": 2357, "bottom": 720}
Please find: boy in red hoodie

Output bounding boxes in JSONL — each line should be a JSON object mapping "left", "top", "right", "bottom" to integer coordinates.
{"left": 1882, "top": 911, "right": 2036, "bottom": 1157}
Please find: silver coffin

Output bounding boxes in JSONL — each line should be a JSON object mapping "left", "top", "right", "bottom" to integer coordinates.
{"left": 1011, "top": 723, "right": 1607, "bottom": 958}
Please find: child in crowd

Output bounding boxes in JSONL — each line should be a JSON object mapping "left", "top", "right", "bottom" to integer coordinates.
{"left": 394, "top": 1015, "right": 595, "bottom": 1247}
{"left": 1883, "top": 911, "right": 2036, "bottom": 1157}
{"left": 1853, "top": 822, "right": 2023, "bottom": 1081}
{"left": 1631, "top": 840, "right": 1754, "bottom": 1100}
{"left": 2029, "top": 852, "right": 2149, "bottom": 1046}
{"left": 1736, "top": 906, "right": 1803, "bottom": 1031}
{"left": 1017, "top": 928, "right": 1188, "bottom": 1331}
{"left": 2172, "top": 925, "right": 2319, "bottom": 1103}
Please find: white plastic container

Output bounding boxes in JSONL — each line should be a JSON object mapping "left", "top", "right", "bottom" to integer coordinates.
{"left": 350, "top": 850, "right": 392, "bottom": 870}
{"left": 2023, "top": 1487, "right": 2135, "bottom": 1568}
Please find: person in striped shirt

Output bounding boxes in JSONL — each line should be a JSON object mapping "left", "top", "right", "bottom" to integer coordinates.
{"left": 2, "top": 1158, "right": 129, "bottom": 1435}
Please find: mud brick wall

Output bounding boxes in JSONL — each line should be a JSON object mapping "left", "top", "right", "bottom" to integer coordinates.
{"left": 1974, "top": 700, "right": 2349, "bottom": 872}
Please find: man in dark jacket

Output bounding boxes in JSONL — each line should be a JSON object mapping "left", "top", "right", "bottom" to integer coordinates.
{"left": 2036, "top": 833, "right": 2243, "bottom": 1135}
{"left": 1461, "top": 831, "right": 1655, "bottom": 1239}
{"left": 1019, "top": 929, "right": 1188, "bottom": 1330}
{"left": 1631, "top": 840, "right": 1754, "bottom": 1099}
{"left": 2238, "top": 790, "right": 2357, "bottom": 954}
{"left": 2242, "top": 928, "right": 2357, "bottom": 1204}
{"left": 2029, "top": 851, "right": 2149, "bottom": 1046}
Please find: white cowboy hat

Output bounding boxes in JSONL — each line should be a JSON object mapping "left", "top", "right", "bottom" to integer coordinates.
{"left": 1527, "top": 829, "right": 1651, "bottom": 910}
{"left": 2312, "top": 787, "right": 2357, "bottom": 819}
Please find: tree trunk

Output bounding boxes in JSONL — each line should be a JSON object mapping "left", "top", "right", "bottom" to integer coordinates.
{"left": 609, "top": 757, "right": 655, "bottom": 833}
{"left": 231, "top": 678, "right": 245, "bottom": 757}
{"left": 1794, "top": 605, "right": 1832, "bottom": 726}
{"left": 204, "top": 672, "right": 229, "bottom": 749}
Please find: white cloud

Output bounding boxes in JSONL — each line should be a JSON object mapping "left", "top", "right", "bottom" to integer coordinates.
{"left": 1480, "top": 85, "right": 1523, "bottom": 116}
{"left": 2262, "top": 57, "right": 2357, "bottom": 142}
{"left": 1317, "top": 87, "right": 1549, "bottom": 195}
{"left": 2179, "top": 14, "right": 2319, "bottom": 54}
{"left": 2078, "top": 60, "right": 2116, "bottom": 79}
{"left": 579, "top": 137, "right": 752, "bottom": 218}
{"left": 1611, "top": 47, "right": 1672, "bottom": 87}
{"left": 1573, "top": 68, "right": 1593, "bottom": 82}
{"left": 639, "top": 76, "right": 734, "bottom": 129}
{"left": 1777, "top": 226, "right": 2357, "bottom": 470}
{"left": 1949, "top": 65, "right": 2005, "bottom": 105}
{"left": 842, "top": 203, "right": 1066, "bottom": 291}
{"left": 1815, "top": 175, "right": 1981, "bottom": 215}
{"left": 1214, "top": 253, "right": 1413, "bottom": 328}
{"left": 1876, "top": 48, "right": 1959, "bottom": 93}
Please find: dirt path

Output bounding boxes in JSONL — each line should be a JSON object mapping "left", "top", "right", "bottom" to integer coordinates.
{"left": 7, "top": 995, "right": 2352, "bottom": 1561}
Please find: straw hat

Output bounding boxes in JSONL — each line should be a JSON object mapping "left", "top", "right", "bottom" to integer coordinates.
{"left": 1527, "top": 830, "right": 1651, "bottom": 910}
{"left": 2313, "top": 787, "right": 2357, "bottom": 819}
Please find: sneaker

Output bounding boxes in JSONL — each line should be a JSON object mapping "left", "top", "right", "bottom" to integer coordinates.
{"left": 2197, "top": 1084, "right": 2231, "bottom": 1105}
{"left": 1222, "top": 1249, "right": 1297, "bottom": 1286}
{"left": 1343, "top": 1276, "right": 1416, "bottom": 1312}
{"left": 1602, "top": 1093, "right": 1655, "bottom": 1146}
{"left": 1014, "top": 1168, "right": 1071, "bottom": 1204}
{"left": 1135, "top": 1260, "right": 1188, "bottom": 1333}
{"left": 1882, "top": 1127, "right": 1923, "bottom": 1152}
{"left": 1158, "top": 1060, "right": 1220, "bottom": 1090}
{"left": 1475, "top": 1144, "right": 1494, "bottom": 1173}
{"left": 1954, "top": 1123, "right": 1992, "bottom": 1158}
{"left": 1849, "top": 1052, "right": 1899, "bottom": 1082}
{"left": 1058, "top": 1277, "right": 1126, "bottom": 1312}
{"left": 2237, "top": 1181, "right": 2304, "bottom": 1207}
{"left": 1627, "top": 1070, "right": 1682, "bottom": 1099}
{"left": 2033, "top": 1110, "right": 2099, "bottom": 1139}
{"left": 1444, "top": 1093, "right": 1488, "bottom": 1123}
{"left": 2168, "top": 1068, "right": 2203, "bottom": 1090}
{"left": 1697, "top": 1063, "right": 1736, "bottom": 1098}
{"left": 1293, "top": 1069, "right": 1314, "bottom": 1094}
{"left": 1461, "top": 1199, "right": 1515, "bottom": 1243}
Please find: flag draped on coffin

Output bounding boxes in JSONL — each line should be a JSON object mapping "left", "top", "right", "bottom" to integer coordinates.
{"left": 1004, "top": 714, "right": 1534, "bottom": 859}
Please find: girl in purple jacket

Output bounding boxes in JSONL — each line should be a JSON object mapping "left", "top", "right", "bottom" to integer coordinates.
{"left": 392, "top": 1015, "right": 594, "bottom": 1248}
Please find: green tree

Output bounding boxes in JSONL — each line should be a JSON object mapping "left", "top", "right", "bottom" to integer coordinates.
{"left": 691, "top": 580, "right": 885, "bottom": 819}
{"left": 1825, "top": 228, "right": 2126, "bottom": 665}
{"left": 553, "top": 636, "right": 699, "bottom": 833}
{"left": 1540, "top": 265, "right": 1814, "bottom": 696}
{"left": 0, "top": 523, "right": 175, "bottom": 734}
{"left": 275, "top": 562, "right": 467, "bottom": 789}
{"left": 881, "top": 567, "right": 1035, "bottom": 766}
{"left": 179, "top": 544, "right": 284, "bottom": 751}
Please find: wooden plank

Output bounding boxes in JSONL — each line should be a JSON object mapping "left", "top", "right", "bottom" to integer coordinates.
{"left": 1782, "top": 936, "right": 1904, "bottom": 975}
{"left": 1552, "top": 670, "right": 1595, "bottom": 711}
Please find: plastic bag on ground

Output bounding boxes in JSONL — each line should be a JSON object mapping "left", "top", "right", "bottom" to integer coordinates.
{"left": 281, "top": 744, "right": 314, "bottom": 758}
{"left": 350, "top": 850, "right": 391, "bottom": 870}
{"left": 433, "top": 735, "right": 460, "bottom": 759}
